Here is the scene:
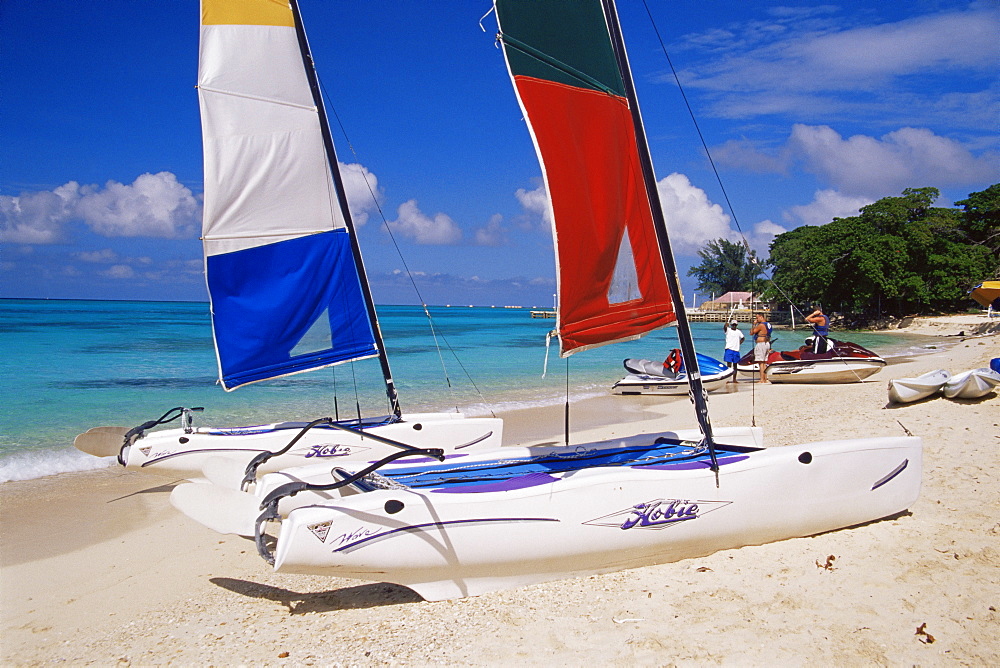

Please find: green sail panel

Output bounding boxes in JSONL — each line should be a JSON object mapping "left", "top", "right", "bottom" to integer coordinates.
{"left": 495, "top": 0, "right": 625, "bottom": 96}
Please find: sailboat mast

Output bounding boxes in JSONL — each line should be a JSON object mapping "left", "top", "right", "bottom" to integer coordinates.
{"left": 287, "top": 0, "right": 401, "bottom": 418}
{"left": 601, "top": 0, "right": 718, "bottom": 462}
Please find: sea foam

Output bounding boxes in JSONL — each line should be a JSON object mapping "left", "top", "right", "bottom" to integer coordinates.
{"left": 0, "top": 447, "right": 114, "bottom": 484}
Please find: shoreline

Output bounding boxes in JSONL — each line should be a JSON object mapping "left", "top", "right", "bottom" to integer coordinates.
{"left": 0, "top": 321, "right": 961, "bottom": 485}
{"left": 2, "top": 316, "right": 998, "bottom": 664}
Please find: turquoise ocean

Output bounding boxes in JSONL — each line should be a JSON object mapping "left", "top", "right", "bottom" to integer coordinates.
{"left": 0, "top": 298, "right": 941, "bottom": 483}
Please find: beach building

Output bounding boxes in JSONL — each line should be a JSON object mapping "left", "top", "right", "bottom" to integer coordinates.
{"left": 699, "top": 291, "right": 764, "bottom": 311}
{"left": 690, "top": 291, "right": 767, "bottom": 322}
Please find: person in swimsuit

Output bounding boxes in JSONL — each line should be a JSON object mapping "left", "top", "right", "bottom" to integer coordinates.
{"left": 805, "top": 306, "right": 831, "bottom": 353}
{"left": 750, "top": 312, "right": 772, "bottom": 383}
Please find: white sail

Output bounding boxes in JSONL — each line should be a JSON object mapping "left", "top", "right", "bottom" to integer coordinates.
{"left": 198, "top": 0, "right": 378, "bottom": 390}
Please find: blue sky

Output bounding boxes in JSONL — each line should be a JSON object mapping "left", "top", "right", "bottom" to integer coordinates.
{"left": 2, "top": 1, "right": 998, "bottom": 306}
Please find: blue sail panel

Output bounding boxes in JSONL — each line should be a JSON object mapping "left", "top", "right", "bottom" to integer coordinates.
{"left": 206, "top": 229, "right": 378, "bottom": 390}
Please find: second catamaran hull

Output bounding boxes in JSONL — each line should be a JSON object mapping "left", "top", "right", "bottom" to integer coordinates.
{"left": 269, "top": 433, "right": 921, "bottom": 601}
{"left": 120, "top": 413, "right": 502, "bottom": 482}
{"left": 170, "top": 426, "right": 766, "bottom": 536}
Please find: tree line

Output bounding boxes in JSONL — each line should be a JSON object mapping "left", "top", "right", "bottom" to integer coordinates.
{"left": 687, "top": 184, "right": 999, "bottom": 319}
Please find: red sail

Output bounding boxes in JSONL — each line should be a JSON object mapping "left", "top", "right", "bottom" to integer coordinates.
{"left": 496, "top": 0, "right": 675, "bottom": 355}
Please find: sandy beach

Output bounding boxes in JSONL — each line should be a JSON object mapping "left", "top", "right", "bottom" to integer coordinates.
{"left": 2, "top": 315, "right": 998, "bottom": 666}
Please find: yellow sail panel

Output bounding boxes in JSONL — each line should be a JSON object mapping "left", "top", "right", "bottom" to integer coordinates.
{"left": 202, "top": 0, "right": 294, "bottom": 28}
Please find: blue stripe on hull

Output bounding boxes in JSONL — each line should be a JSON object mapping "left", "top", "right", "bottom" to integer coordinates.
{"left": 207, "top": 230, "right": 377, "bottom": 389}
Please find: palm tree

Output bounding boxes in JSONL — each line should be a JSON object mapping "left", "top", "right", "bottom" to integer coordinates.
{"left": 687, "top": 238, "right": 765, "bottom": 296}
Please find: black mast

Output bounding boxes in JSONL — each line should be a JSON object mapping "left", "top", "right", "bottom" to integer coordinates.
{"left": 288, "top": 0, "right": 401, "bottom": 419}
{"left": 602, "top": 0, "right": 719, "bottom": 470}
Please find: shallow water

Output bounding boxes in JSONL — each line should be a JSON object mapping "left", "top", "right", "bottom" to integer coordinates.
{"left": 0, "top": 299, "right": 939, "bottom": 482}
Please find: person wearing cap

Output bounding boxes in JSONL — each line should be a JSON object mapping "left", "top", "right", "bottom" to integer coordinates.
{"left": 722, "top": 319, "right": 744, "bottom": 383}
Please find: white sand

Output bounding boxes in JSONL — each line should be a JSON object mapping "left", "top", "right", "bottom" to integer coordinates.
{"left": 2, "top": 316, "right": 998, "bottom": 665}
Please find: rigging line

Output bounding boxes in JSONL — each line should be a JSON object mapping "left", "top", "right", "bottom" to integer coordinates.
{"left": 434, "top": 326, "right": 498, "bottom": 418}
{"left": 317, "top": 78, "right": 457, "bottom": 408}
{"left": 641, "top": 2, "right": 866, "bottom": 383}
{"left": 317, "top": 80, "right": 497, "bottom": 416}
{"left": 639, "top": 0, "right": 745, "bottom": 239}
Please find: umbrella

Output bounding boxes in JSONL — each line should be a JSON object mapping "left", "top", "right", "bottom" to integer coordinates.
{"left": 970, "top": 281, "right": 1000, "bottom": 310}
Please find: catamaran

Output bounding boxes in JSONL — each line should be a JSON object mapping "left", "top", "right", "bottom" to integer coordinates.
{"left": 72, "top": 0, "right": 505, "bottom": 484}
{"left": 173, "top": 0, "right": 922, "bottom": 601}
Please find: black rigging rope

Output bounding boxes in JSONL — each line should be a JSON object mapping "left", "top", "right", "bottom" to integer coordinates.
{"left": 640, "top": 0, "right": 868, "bottom": 385}
{"left": 319, "top": 81, "right": 497, "bottom": 418}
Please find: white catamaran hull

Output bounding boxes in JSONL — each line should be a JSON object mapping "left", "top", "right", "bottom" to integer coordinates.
{"left": 766, "top": 358, "right": 886, "bottom": 384}
{"left": 887, "top": 369, "right": 950, "bottom": 404}
{"left": 268, "top": 433, "right": 921, "bottom": 601}
{"left": 942, "top": 368, "right": 1000, "bottom": 400}
{"left": 612, "top": 367, "right": 735, "bottom": 395}
{"left": 116, "top": 413, "right": 502, "bottom": 482}
{"left": 170, "top": 426, "right": 766, "bottom": 536}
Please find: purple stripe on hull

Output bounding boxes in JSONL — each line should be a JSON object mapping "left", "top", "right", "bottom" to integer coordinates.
{"left": 871, "top": 459, "right": 908, "bottom": 490}
{"left": 333, "top": 517, "right": 559, "bottom": 553}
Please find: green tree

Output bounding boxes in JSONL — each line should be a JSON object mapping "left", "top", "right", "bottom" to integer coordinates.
{"left": 768, "top": 186, "right": 997, "bottom": 316}
{"left": 687, "top": 238, "right": 765, "bottom": 296}
{"left": 955, "top": 183, "right": 1000, "bottom": 267}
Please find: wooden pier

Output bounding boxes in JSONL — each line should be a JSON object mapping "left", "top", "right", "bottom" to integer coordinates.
{"left": 687, "top": 310, "right": 757, "bottom": 323}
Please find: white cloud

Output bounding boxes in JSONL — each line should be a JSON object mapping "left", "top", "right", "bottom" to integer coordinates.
{"left": 714, "top": 124, "right": 999, "bottom": 203}
{"left": 473, "top": 214, "right": 505, "bottom": 247}
{"left": 339, "top": 162, "right": 381, "bottom": 226}
{"left": 787, "top": 124, "right": 999, "bottom": 198}
{"left": 515, "top": 184, "right": 552, "bottom": 227}
{"left": 0, "top": 182, "right": 78, "bottom": 243}
{"left": 76, "top": 172, "right": 199, "bottom": 238}
{"left": 656, "top": 173, "right": 733, "bottom": 254}
{"left": 793, "top": 9, "right": 999, "bottom": 84}
{"left": 74, "top": 249, "right": 119, "bottom": 263}
{"left": 712, "top": 139, "right": 789, "bottom": 174}
{"left": 783, "top": 189, "right": 871, "bottom": 227}
{"left": 673, "top": 5, "right": 999, "bottom": 127}
{"left": 748, "top": 219, "right": 788, "bottom": 254}
{"left": 102, "top": 264, "right": 136, "bottom": 279}
{"left": 388, "top": 200, "right": 462, "bottom": 245}
{"left": 1, "top": 172, "right": 201, "bottom": 244}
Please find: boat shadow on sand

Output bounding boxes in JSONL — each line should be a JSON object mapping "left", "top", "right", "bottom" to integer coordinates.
{"left": 210, "top": 577, "right": 422, "bottom": 614}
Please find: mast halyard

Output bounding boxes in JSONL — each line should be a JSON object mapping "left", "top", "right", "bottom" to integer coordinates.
{"left": 287, "top": 0, "right": 401, "bottom": 419}
{"left": 601, "top": 0, "right": 719, "bottom": 469}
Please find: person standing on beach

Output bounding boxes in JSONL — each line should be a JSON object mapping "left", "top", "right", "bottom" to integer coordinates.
{"left": 805, "top": 306, "right": 831, "bottom": 353}
{"left": 750, "top": 312, "right": 772, "bottom": 383}
{"left": 722, "top": 320, "right": 744, "bottom": 383}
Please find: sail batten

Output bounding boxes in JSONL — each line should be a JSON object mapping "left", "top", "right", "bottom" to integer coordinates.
{"left": 199, "top": 0, "right": 379, "bottom": 391}
{"left": 495, "top": 1, "right": 675, "bottom": 357}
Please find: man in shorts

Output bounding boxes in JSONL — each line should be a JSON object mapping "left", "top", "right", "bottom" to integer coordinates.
{"left": 750, "top": 312, "right": 772, "bottom": 383}
{"left": 722, "top": 320, "right": 744, "bottom": 383}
